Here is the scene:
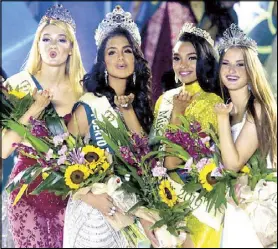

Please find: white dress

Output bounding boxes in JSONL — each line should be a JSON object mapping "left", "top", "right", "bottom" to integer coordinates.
{"left": 221, "top": 114, "right": 273, "bottom": 248}
{"left": 63, "top": 198, "right": 128, "bottom": 248}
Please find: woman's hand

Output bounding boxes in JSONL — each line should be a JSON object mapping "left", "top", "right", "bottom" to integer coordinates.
{"left": 28, "top": 88, "right": 53, "bottom": 118}
{"left": 172, "top": 91, "right": 194, "bottom": 116}
{"left": 81, "top": 192, "right": 119, "bottom": 217}
{"left": 140, "top": 218, "right": 160, "bottom": 248}
{"left": 114, "top": 93, "right": 135, "bottom": 111}
{"left": 214, "top": 102, "right": 234, "bottom": 116}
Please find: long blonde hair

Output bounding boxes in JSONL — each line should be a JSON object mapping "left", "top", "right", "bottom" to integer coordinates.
{"left": 22, "top": 19, "right": 86, "bottom": 98}
{"left": 220, "top": 47, "right": 277, "bottom": 168}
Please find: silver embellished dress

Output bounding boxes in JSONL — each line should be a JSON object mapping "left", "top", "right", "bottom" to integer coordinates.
{"left": 63, "top": 198, "right": 128, "bottom": 248}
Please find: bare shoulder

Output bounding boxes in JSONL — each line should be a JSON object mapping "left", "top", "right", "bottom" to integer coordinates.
{"left": 68, "top": 104, "right": 89, "bottom": 136}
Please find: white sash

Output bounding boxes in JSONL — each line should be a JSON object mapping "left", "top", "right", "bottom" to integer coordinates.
{"left": 4, "top": 71, "right": 38, "bottom": 94}
{"left": 77, "top": 92, "right": 119, "bottom": 152}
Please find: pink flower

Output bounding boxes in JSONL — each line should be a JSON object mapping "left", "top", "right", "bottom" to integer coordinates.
{"left": 152, "top": 166, "right": 167, "bottom": 177}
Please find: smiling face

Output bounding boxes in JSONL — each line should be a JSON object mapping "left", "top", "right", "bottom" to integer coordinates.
{"left": 38, "top": 24, "right": 72, "bottom": 67}
{"left": 104, "top": 35, "right": 135, "bottom": 80}
{"left": 220, "top": 47, "right": 249, "bottom": 91}
{"left": 172, "top": 41, "right": 198, "bottom": 85}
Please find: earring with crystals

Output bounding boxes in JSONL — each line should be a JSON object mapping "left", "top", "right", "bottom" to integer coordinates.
{"left": 105, "top": 69, "right": 108, "bottom": 86}
{"left": 133, "top": 72, "right": 136, "bottom": 86}
{"left": 175, "top": 75, "right": 179, "bottom": 84}
{"left": 248, "top": 84, "right": 252, "bottom": 92}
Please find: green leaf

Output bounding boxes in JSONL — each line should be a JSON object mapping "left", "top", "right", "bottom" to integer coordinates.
{"left": 30, "top": 171, "right": 63, "bottom": 195}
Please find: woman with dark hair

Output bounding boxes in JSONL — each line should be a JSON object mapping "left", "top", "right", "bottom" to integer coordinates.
{"left": 151, "top": 23, "right": 223, "bottom": 247}
{"left": 63, "top": 6, "right": 157, "bottom": 248}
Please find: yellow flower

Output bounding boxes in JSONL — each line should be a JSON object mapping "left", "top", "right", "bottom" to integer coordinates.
{"left": 42, "top": 172, "right": 49, "bottom": 180}
{"left": 199, "top": 162, "right": 217, "bottom": 192}
{"left": 159, "top": 180, "right": 178, "bottom": 207}
{"left": 82, "top": 145, "right": 106, "bottom": 168}
{"left": 8, "top": 90, "right": 26, "bottom": 99}
{"left": 64, "top": 164, "right": 90, "bottom": 189}
{"left": 241, "top": 165, "right": 250, "bottom": 174}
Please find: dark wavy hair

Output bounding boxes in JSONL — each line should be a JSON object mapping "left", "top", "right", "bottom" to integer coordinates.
{"left": 178, "top": 32, "right": 221, "bottom": 96}
{"left": 82, "top": 27, "right": 154, "bottom": 134}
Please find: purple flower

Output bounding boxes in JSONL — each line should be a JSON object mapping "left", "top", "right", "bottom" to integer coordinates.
{"left": 152, "top": 166, "right": 167, "bottom": 177}
{"left": 12, "top": 143, "right": 38, "bottom": 155}
{"left": 68, "top": 148, "right": 85, "bottom": 164}
{"left": 29, "top": 117, "right": 49, "bottom": 137}
{"left": 38, "top": 158, "right": 48, "bottom": 168}
{"left": 211, "top": 162, "right": 225, "bottom": 177}
{"left": 57, "top": 155, "right": 67, "bottom": 165}
{"left": 120, "top": 146, "right": 136, "bottom": 165}
{"left": 53, "top": 133, "right": 68, "bottom": 147}
{"left": 58, "top": 145, "right": 68, "bottom": 156}
{"left": 190, "top": 121, "right": 201, "bottom": 133}
{"left": 196, "top": 158, "right": 210, "bottom": 172}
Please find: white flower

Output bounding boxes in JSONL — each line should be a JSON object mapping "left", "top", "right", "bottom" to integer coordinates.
{"left": 58, "top": 145, "right": 68, "bottom": 156}
{"left": 200, "top": 136, "right": 210, "bottom": 145}
{"left": 57, "top": 155, "right": 67, "bottom": 165}
{"left": 45, "top": 149, "right": 54, "bottom": 161}
{"left": 184, "top": 157, "right": 193, "bottom": 172}
{"left": 196, "top": 158, "right": 210, "bottom": 172}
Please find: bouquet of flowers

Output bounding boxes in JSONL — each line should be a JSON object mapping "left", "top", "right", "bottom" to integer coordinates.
{"left": 5, "top": 116, "right": 113, "bottom": 206}
{"left": 97, "top": 115, "right": 191, "bottom": 247}
{"left": 0, "top": 83, "right": 58, "bottom": 130}
{"left": 153, "top": 115, "right": 277, "bottom": 214}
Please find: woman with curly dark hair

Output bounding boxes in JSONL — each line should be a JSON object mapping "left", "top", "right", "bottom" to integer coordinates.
{"left": 63, "top": 6, "right": 157, "bottom": 248}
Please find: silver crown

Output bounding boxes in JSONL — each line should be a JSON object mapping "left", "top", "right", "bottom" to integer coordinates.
{"left": 39, "top": 4, "right": 76, "bottom": 32}
{"left": 217, "top": 23, "right": 258, "bottom": 54}
{"left": 178, "top": 23, "right": 214, "bottom": 47}
{"left": 95, "top": 5, "right": 141, "bottom": 48}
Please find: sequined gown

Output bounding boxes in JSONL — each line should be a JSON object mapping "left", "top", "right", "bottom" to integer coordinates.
{"left": 7, "top": 114, "right": 72, "bottom": 248}
{"left": 63, "top": 101, "right": 128, "bottom": 248}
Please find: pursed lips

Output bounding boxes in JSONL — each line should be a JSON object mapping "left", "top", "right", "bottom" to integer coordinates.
{"left": 116, "top": 64, "right": 127, "bottom": 69}
{"left": 49, "top": 50, "right": 57, "bottom": 58}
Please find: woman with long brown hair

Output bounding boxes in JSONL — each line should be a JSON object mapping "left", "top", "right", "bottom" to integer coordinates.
{"left": 215, "top": 24, "right": 277, "bottom": 248}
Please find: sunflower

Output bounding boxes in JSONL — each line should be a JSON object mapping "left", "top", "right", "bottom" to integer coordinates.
{"left": 98, "top": 160, "right": 110, "bottom": 174}
{"left": 8, "top": 89, "right": 26, "bottom": 99}
{"left": 240, "top": 165, "right": 250, "bottom": 174}
{"left": 82, "top": 145, "right": 106, "bottom": 168}
{"left": 199, "top": 162, "right": 217, "bottom": 192}
{"left": 159, "top": 180, "right": 178, "bottom": 207}
{"left": 64, "top": 164, "right": 90, "bottom": 189}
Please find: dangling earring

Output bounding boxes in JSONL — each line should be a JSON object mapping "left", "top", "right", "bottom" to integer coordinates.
{"left": 133, "top": 72, "right": 136, "bottom": 86}
{"left": 104, "top": 69, "right": 108, "bottom": 86}
{"left": 175, "top": 75, "right": 179, "bottom": 84}
{"left": 248, "top": 84, "right": 251, "bottom": 92}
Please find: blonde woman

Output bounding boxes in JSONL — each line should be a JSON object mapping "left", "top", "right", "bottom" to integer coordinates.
{"left": 2, "top": 4, "right": 85, "bottom": 247}
{"left": 214, "top": 24, "right": 277, "bottom": 247}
